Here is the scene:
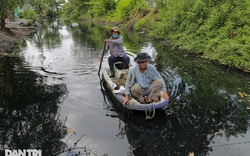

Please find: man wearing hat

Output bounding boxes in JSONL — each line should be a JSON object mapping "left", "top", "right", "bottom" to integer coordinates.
{"left": 103, "top": 26, "right": 130, "bottom": 77}
{"left": 123, "top": 53, "right": 170, "bottom": 105}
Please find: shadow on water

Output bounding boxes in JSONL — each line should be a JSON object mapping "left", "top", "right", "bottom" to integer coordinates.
{"left": 100, "top": 86, "right": 167, "bottom": 156}
{"left": 0, "top": 47, "right": 68, "bottom": 155}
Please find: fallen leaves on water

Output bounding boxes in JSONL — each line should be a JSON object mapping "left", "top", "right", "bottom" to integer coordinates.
{"left": 238, "top": 92, "right": 245, "bottom": 98}
{"left": 67, "top": 128, "right": 76, "bottom": 134}
{"left": 214, "top": 132, "right": 220, "bottom": 136}
{"left": 238, "top": 92, "right": 250, "bottom": 98}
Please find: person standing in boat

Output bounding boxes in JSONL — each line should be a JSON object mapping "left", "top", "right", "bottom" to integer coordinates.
{"left": 103, "top": 26, "right": 130, "bottom": 77}
{"left": 122, "top": 53, "right": 170, "bottom": 105}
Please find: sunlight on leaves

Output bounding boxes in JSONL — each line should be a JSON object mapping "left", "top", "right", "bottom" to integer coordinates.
{"left": 189, "top": 152, "right": 194, "bottom": 156}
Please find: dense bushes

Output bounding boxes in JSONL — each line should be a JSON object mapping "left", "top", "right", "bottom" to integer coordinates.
{"left": 148, "top": 0, "right": 250, "bottom": 71}
{"left": 61, "top": 0, "right": 250, "bottom": 71}
{"left": 19, "top": 9, "right": 38, "bottom": 21}
{"left": 86, "top": 0, "right": 116, "bottom": 19}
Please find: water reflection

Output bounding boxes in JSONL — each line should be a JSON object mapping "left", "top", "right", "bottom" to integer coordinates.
{"left": 101, "top": 86, "right": 167, "bottom": 156}
{"left": 66, "top": 22, "right": 109, "bottom": 51}
{"left": 0, "top": 57, "right": 68, "bottom": 155}
{"left": 37, "top": 19, "right": 63, "bottom": 51}
{"left": 0, "top": 20, "right": 249, "bottom": 156}
{"left": 154, "top": 43, "right": 250, "bottom": 155}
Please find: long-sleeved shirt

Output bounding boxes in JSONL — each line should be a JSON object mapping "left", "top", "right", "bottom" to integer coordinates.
{"left": 104, "top": 36, "right": 126, "bottom": 57}
{"left": 124, "top": 64, "right": 166, "bottom": 95}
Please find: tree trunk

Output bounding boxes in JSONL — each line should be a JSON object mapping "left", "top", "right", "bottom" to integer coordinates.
{"left": 0, "top": 0, "right": 6, "bottom": 31}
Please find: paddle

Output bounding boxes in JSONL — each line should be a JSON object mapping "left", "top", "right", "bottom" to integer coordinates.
{"left": 98, "top": 42, "right": 106, "bottom": 78}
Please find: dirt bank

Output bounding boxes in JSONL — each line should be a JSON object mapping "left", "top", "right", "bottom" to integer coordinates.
{"left": 0, "top": 19, "right": 42, "bottom": 56}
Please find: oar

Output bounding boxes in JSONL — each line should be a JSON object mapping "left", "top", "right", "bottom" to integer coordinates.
{"left": 98, "top": 42, "right": 106, "bottom": 78}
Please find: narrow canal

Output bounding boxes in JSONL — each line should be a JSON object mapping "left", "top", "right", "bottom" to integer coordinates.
{"left": 0, "top": 20, "right": 250, "bottom": 156}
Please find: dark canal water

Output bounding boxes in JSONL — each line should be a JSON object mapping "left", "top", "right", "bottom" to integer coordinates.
{"left": 0, "top": 20, "right": 250, "bottom": 156}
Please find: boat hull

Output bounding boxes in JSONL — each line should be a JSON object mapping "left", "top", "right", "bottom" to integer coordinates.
{"left": 101, "top": 79, "right": 167, "bottom": 119}
{"left": 100, "top": 63, "right": 169, "bottom": 119}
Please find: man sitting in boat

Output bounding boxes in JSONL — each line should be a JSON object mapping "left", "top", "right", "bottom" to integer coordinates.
{"left": 122, "top": 53, "right": 170, "bottom": 105}
{"left": 103, "top": 26, "right": 130, "bottom": 77}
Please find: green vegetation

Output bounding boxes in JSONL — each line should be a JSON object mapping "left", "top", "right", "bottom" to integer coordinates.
{"left": 0, "top": 0, "right": 23, "bottom": 30}
{"left": 61, "top": 0, "right": 250, "bottom": 72}
{"left": 2, "top": 0, "right": 249, "bottom": 72}
{"left": 0, "top": 0, "right": 65, "bottom": 30}
{"left": 19, "top": 9, "right": 38, "bottom": 21}
{"left": 87, "top": 0, "right": 116, "bottom": 20}
{"left": 60, "top": 0, "right": 90, "bottom": 21}
{"left": 150, "top": 0, "right": 250, "bottom": 72}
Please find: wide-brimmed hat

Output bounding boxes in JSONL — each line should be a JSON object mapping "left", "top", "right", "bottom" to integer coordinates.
{"left": 134, "top": 53, "right": 151, "bottom": 63}
{"left": 112, "top": 26, "right": 119, "bottom": 32}
{"left": 110, "top": 26, "right": 120, "bottom": 33}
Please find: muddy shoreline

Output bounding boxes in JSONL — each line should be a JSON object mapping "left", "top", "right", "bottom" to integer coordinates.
{"left": 0, "top": 19, "right": 42, "bottom": 56}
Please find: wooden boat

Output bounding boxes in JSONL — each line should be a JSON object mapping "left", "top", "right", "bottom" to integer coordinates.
{"left": 100, "top": 61, "right": 169, "bottom": 119}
